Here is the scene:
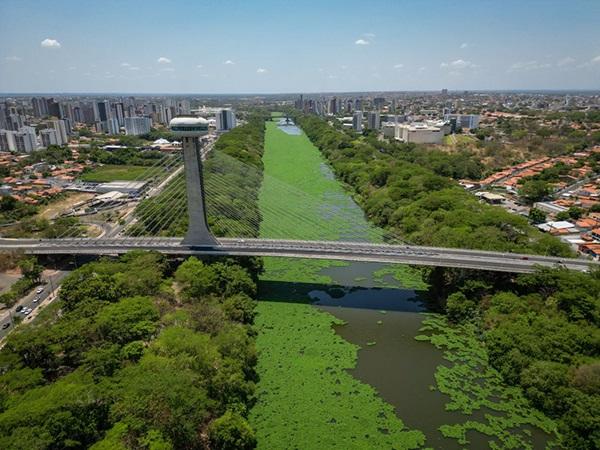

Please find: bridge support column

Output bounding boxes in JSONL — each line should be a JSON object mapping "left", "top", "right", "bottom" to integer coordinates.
{"left": 181, "top": 136, "right": 218, "bottom": 247}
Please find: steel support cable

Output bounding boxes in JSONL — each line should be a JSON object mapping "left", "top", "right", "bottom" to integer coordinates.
{"left": 213, "top": 152, "right": 403, "bottom": 243}
{"left": 141, "top": 185, "right": 190, "bottom": 239}
{"left": 128, "top": 176, "right": 188, "bottom": 237}
{"left": 124, "top": 180, "right": 186, "bottom": 238}
{"left": 130, "top": 173, "right": 187, "bottom": 235}
{"left": 126, "top": 170, "right": 187, "bottom": 234}
{"left": 112, "top": 161, "right": 185, "bottom": 239}
{"left": 205, "top": 157, "right": 376, "bottom": 241}
{"left": 54, "top": 153, "right": 181, "bottom": 241}
{"left": 204, "top": 174, "right": 347, "bottom": 241}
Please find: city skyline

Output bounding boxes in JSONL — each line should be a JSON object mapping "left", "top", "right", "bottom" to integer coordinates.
{"left": 1, "top": 0, "right": 600, "bottom": 94}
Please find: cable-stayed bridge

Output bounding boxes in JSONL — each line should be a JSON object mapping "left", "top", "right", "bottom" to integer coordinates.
{"left": 1, "top": 118, "right": 598, "bottom": 274}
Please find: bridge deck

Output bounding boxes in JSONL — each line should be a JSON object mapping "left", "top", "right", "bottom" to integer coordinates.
{"left": 0, "top": 237, "right": 596, "bottom": 274}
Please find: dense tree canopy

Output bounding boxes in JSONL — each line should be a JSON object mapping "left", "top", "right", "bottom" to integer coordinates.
{"left": 294, "top": 113, "right": 572, "bottom": 257}
{"left": 0, "top": 251, "right": 260, "bottom": 449}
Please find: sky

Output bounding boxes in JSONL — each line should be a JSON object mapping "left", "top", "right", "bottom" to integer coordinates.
{"left": 0, "top": 0, "right": 599, "bottom": 94}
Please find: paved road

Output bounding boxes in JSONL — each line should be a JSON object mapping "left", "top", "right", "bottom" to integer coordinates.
{"left": 0, "top": 237, "right": 597, "bottom": 274}
{"left": 0, "top": 270, "right": 70, "bottom": 338}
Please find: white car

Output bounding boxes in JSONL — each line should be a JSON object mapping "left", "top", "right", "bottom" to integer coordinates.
{"left": 33, "top": 296, "right": 40, "bottom": 303}
{"left": 23, "top": 309, "right": 31, "bottom": 316}
{"left": 36, "top": 287, "right": 44, "bottom": 294}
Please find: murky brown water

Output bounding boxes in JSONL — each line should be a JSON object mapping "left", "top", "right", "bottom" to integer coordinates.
{"left": 308, "top": 261, "right": 551, "bottom": 449}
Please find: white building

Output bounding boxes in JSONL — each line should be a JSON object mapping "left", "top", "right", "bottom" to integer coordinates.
{"left": 106, "top": 118, "right": 120, "bottom": 135}
{"left": 352, "top": 111, "right": 363, "bottom": 132}
{"left": 444, "top": 113, "right": 480, "bottom": 130}
{"left": 124, "top": 117, "right": 152, "bottom": 136}
{"left": 0, "top": 130, "right": 16, "bottom": 151}
{"left": 395, "top": 123, "right": 444, "bottom": 144}
{"left": 49, "top": 119, "right": 68, "bottom": 145}
{"left": 14, "top": 127, "right": 38, "bottom": 153}
{"left": 40, "top": 129, "right": 60, "bottom": 147}
{"left": 215, "top": 109, "right": 236, "bottom": 131}
{"left": 367, "top": 111, "right": 380, "bottom": 130}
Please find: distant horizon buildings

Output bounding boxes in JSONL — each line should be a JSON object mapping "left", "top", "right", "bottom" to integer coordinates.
{"left": 367, "top": 111, "right": 380, "bottom": 130}
{"left": 215, "top": 109, "right": 236, "bottom": 131}
{"left": 352, "top": 111, "right": 363, "bottom": 132}
{"left": 124, "top": 116, "right": 152, "bottom": 136}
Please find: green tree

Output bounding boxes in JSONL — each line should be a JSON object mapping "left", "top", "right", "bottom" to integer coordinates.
{"left": 518, "top": 179, "right": 551, "bottom": 204}
{"left": 446, "top": 292, "right": 477, "bottom": 323}
{"left": 528, "top": 207, "right": 547, "bottom": 224}
{"left": 18, "top": 257, "right": 43, "bottom": 282}
{"left": 208, "top": 410, "right": 256, "bottom": 450}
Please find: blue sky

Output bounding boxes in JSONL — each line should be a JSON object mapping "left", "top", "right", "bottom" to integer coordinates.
{"left": 0, "top": 0, "right": 599, "bottom": 93}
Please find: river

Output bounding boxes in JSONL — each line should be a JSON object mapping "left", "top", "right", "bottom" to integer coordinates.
{"left": 249, "top": 117, "right": 555, "bottom": 449}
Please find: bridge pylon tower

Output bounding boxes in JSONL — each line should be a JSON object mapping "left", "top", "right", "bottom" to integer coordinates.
{"left": 169, "top": 117, "right": 218, "bottom": 247}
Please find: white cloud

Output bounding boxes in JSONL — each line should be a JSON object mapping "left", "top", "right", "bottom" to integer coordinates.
{"left": 418, "top": 66, "right": 426, "bottom": 72}
{"left": 364, "top": 32, "right": 376, "bottom": 38}
{"left": 557, "top": 57, "right": 575, "bottom": 67}
{"left": 196, "top": 64, "right": 203, "bottom": 69}
{"left": 129, "top": 66, "right": 140, "bottom": 71}
{"left": 41, "top": 38, "right": 61, "bottom": 48}
{"left": 592, "top": 55, "right": 600, "bottom": 64}
{"left": 157, "top": 57, "right": 171, "bottom": 64}
{"left": 121, "top": 62, "right": 130, "bottom": 67}
{"left": 441, "top": 59, "right": 477, "bottom": 69}
{"left": 355, "top": 39, "right": 369, "bottom": 45}
{"left": 393, "top": 63, "right": 404, "bottom": 69}
{"left": 460, "top": 42, "right": 468, "bottom": 49}
{"left": 68, "top": 66, "right": 77, "bottom": 70}
{"left": 161, "top": 67, "right": 175, "bottom": 72}
{"left": 224, "top": 60, "right": 235, "bottom": 65}
{"left": 508, "top": 60, "right": 551, "bottom": 72}
{"left": 4, "top": 56, "right": 22, "bottom": 62}
{"left": 256, "top": 67, "right": 267, "bottom": 73}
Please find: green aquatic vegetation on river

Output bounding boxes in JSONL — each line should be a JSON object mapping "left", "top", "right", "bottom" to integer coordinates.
{"left": 250, "top": 300, "right": 425, "bottom": 449}
{"left": 251, "top": 120, "right": 427, "bottom": 449}
{"left": 372, "top": 266, "right": 427, "bottom": 290}
{"left": 415, "top": 315, "right": 559, "bottom": 449}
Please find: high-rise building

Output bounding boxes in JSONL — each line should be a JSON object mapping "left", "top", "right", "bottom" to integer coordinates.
{"left": 113, "top": 103, "right": 125, "bottom": 127}
{"left": 352, "top": 111, "right": 363, "bottom": 132}
{"left": 40, "top": 129, "right": 59, "bottom": 147}
{"left": 95, "top": 100, "right": 111, "bottom": 122}
{"left": 367, "top": 111, "right": 380, "bottom": 130}
{"left": 444, "top": 113, "right": 480, "bottom": 130}
{"left": 46, "top": 98, "right": 60, "bottom": 118}
{"left": 14, "top": 127, "right": 38, "bottom": 153}
{"left": 0, "top": 130, "right": 16, "bottom": 151}
{"left": 345, "top": 100, "right": 353, "bottom": 113}
{"left": 7, "top": 114, "right": 24, "bottom": 131}
{"left": 215, "top": 109, "right": 236, "bottom": 131}
{"left": 32, "top": 97, "right": 49, "bottom": 117}
{"left": 328, "top": 97, "right": 338, "bottom": 115}
{"left": 177, "top": 100, "right": 191, "bottom": 115}
{"left": 374, "top": 97, "right": 385, "bottom": 111}
{"left": 124, "top": 117, "right": 152, "bottom": 136}
{"left": 48, "top": 120, "right": 68, "bottom": 145}
{"left": 105, "top": 118, "right": 120, "bottom": 135}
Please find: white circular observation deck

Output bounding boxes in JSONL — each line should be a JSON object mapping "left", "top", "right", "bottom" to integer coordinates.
{"left": 169, "top": 117, "right": 209, "bottom": 137}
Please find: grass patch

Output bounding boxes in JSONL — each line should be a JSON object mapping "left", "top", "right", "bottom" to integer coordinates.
{"left": 79, "top": 165, "right": 149, "bottom": 182}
